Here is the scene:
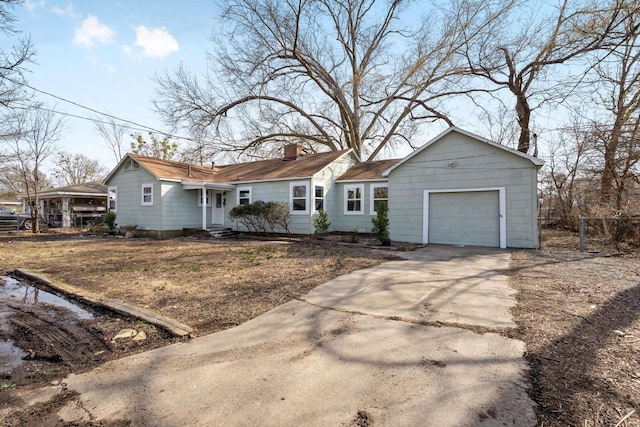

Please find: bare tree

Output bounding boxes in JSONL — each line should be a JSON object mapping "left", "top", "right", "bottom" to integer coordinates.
{"left": 586, "top": 6, "right": 640, "bottom": 210}
{"left": 0, "top": 0, "right": 35, "bottom": 111}
{"left": 154, "top": 0, "right": 516, "bottom": 161}
{"left": 0, "top": 162, "right": 50, "bottom": 195}
{"left": 8, "top": 106, "right": 64, "bottom": 232}
{"left": 52, "top": 151, "right": 107, "bottom": 187}
{"left": 543, "top": 121, "right": 597, "bottom": 228}
{"left": 94, "top": 116, "right": 128, "bottom": 163}
{"left": 463, "top": 0, "right": 635, "bottom": 153}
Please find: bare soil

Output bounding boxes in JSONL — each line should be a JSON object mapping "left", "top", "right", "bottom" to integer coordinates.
{"left": 0, "top": 228, "right": 638, "bottom": 426}
{"left": 509, "top": 228, "right": 640, "bottom": 426}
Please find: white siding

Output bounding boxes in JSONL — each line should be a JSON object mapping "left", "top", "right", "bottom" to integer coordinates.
{"left": 388, "top": 131, "right": 539, "bottom": 248}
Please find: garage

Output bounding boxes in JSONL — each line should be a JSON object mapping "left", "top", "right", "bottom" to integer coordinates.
{"left": 425, "top": 189, "right": 504, "bottom": 248}
{"left": 385, "top": 127, "right": 543, "bottom": 248}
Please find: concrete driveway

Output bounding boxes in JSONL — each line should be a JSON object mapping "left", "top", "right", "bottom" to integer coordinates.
{"left": 59, "top": 245, "right": 536, "bottom": 426}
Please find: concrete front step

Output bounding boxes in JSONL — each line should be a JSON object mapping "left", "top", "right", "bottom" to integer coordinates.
{"left": 207, "top": 228, "right": 236, "bottom": 238}
{"left": 183, "top": 227, "right": 236, "bottom": 238}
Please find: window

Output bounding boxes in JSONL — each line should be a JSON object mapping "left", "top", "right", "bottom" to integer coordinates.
{"left": 198, "top": 189, "right": 212, "bottom": 207}
{"left": 141, "top": 183, "right": 153, "bottom": 206}
{"left": 108, "top": 186, "right": 117, "bottom": 212}
{"left": 290, "top": 181, "right": 309, "bottom": 214}
{"left": 370, "top": 184, "right": 388, "bottom": 215}
{"left": 344, "top": 184, "right": 364, "bottom": 214}
{"left": 314, "top": 185, "right": 324, "bottom": 212}
{"left": 237, "top": 186, "right": 252, "bottom": 205}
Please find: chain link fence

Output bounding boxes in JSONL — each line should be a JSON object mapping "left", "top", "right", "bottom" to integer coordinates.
{"left": 578, "top": 217, "right": 640, "bottom": 253}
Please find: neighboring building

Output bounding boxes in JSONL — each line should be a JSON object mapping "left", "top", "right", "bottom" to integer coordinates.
{"left": 0, "top": 194, "right": 21, "bottom": 212}
{"left": 35, "top": 182, "right": 108, "bottom": 228}
{"left": 104, "top": 127, "right": 543, "bottom": 248}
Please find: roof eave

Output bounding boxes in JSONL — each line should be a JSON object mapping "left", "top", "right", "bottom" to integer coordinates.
{"left": 182, "top": 181, "right": 236, "bottom": 191}
{"left": 335, "top": 178, "right": 389, "bottom": 183}
{"left": 37, "top": 191, "right": 108, "bottom": 198}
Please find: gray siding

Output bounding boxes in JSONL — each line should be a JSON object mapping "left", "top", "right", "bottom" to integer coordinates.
{"left": 225, "top": 153, "right": 358, "bottom": 235}
{"left": 105, "top": 166, "right": 164, "bottom": 230}
{"left": 333, "top": 182, "right": 388, "bottom": 233}
{"left": 160, "top": 184, "right": 210, "bottom": 230}
{"left": 225, "top": 180, "right": 310, "bottom": 234}
{"left": 312, "top": 155, "right": 358, "bottom": 232}
{"left": 388, "top": 131, "right": 539, "bottom": 248}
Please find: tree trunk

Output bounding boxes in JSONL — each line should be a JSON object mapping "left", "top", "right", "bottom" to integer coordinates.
{"left": 515, "top": 94, "right": 531, "bottom": 153}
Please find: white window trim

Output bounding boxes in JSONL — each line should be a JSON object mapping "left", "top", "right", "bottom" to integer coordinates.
{"left": 290, "top": 181, "right": 310, "bottom": 215}
{"left": 141, "top": 183, "right": 153, "bottom": 206}
{"left": 108, "top": 186, "right": 117, "bottom": 212}
{"left": 237, "top": 186, "right": 252, "bottom": 205}
{"left": 198, "top": 189, "right": 212, "bottom": 207}
{"left": 344, "top": 184, "right": 364, "bottom": 215}
{"left": 313, "top": 184, "right": 325, "bottom": 213}
{"left": 370, "top": 183, "right": 388, "bottom": 215}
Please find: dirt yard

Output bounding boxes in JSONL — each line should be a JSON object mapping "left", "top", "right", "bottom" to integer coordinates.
{"left": 0, "top": 228, "right": 639, "bottom": 426}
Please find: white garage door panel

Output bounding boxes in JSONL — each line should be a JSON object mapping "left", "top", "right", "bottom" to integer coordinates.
{"left": 429, "top": 191, "right": 500, "bottom": 247}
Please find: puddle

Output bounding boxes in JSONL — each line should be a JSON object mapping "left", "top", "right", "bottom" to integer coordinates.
{"left": 0, "top": 276, "right": 93, "bottom": 320}
{"left": 0, "top": 338, "right": 25, "bottom": 376}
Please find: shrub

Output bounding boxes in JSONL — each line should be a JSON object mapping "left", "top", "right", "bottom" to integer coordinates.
{"left": 230, "top": 201, "right": 291, "bottom": 235}
{"left": 312, "top": 209, "right": 331, "bottom": 235}
{"left": 371, "top": 201, "right": 390, "bottom": 244}
{"left": 103, "top": 211, "right": 117, "bottom": 231}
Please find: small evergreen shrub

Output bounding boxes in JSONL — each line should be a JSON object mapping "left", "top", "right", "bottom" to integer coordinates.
{"left": 103, "top": 211, "right": 117, "bottom": 231}
{"left": 312, "top": 209, "right": 331, "bottom": 235}
{"left": 371, "top": 201, "right": 390, "bottom": 244}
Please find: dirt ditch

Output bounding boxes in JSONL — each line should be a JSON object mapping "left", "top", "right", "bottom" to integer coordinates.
{"left": 0, "top": 275, "right": 182, "bottom": 388}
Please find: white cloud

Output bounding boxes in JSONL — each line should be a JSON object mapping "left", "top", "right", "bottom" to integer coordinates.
{"left": 51, "top": 3, "right": 79, "bottom": 18}
{"left": 106, "top": 64, "right": 116, "bottom": 73}
{"left": 74, "top": 16, "right": 115, "bottom": 48}
{"left": 24, "top": 0, "right": 46, "bottom": 13}
{"left": 130, "top": 25, "right": 179, "bottom": 59}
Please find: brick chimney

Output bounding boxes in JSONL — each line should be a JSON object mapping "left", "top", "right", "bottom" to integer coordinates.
{"left": 284, "top": 143, "right": 302, "bottom": 160}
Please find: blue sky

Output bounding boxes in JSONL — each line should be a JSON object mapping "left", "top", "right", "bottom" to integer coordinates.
{"left": 14, "top": 0, "right": 217, "bottom": 171}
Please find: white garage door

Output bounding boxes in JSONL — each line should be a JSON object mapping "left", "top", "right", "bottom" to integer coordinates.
{"left": 428, "top": 191, "right": 500, "bottom": 247}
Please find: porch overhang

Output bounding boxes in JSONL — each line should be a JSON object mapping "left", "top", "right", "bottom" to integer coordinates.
{"left": 182, "top": 181, "right": 235, "bottom": 231}
{"left": 181, "top": 181, "right": 235, "bottom": 191}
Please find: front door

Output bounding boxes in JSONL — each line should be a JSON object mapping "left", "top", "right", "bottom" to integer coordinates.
{"left": 212, "top": 192, "right": 224, "bottom": 225}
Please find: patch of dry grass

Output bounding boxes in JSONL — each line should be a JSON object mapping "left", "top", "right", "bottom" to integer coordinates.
{"left": 0, "top": 233, "right": 395, "bottom": 335}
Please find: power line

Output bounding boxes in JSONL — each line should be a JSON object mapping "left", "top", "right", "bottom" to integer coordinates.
{"left": 10, "top": 103, "right": 180, "bottom": 137}
{"left": 6, "top": 77, "right": 196, "bottom": 142}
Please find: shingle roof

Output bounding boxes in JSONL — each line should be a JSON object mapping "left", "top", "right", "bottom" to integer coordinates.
{"left": 336, "top": 158, "right": 401, "bottom": 181}
{"left": 130, "top": 150, "right": 352, "bottom": 183}
{"left": 130, "top": 154, "right": 218, "bottom": 182}
{"left": 39, "top": 181, "right": 107, "bottom": 197}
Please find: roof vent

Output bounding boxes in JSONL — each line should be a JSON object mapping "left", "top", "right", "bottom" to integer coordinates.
{"left": 284, "top": 143, "right": 302, "bottom": 160}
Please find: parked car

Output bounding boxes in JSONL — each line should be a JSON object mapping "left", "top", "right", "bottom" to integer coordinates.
{"left": 0, "top": 206, "right": 47, "bottom": 231}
